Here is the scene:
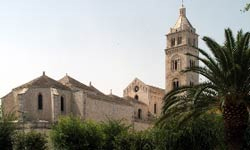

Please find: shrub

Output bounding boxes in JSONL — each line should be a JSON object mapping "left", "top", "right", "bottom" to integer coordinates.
{"left": 114, "top": 130, "right": 154, "bottom": 150}
{"left": 0, "top": 112, "right": 16, "bottom": 150}
{"left": 50, "top": 116, "right": 104, "bottom": 150}
{"left": 101, "top": 120, "right": 130, "bottom": 150}
{"left": 13, "top": 131, "right": 48, "bottom": 150}
{"left": 50, "top": 114, "right": 225, "bottom": 150}
{"left": 154, "top": 114, "right": 225, "bottom": 150}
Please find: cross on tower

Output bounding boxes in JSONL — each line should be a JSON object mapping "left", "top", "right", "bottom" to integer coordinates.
{"left": 182, "top": 0, "right": 184, "bottom": 7}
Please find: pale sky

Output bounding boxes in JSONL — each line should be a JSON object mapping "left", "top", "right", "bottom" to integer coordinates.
{"left": 0, "top": 0, "right": 249, "bottom": 97}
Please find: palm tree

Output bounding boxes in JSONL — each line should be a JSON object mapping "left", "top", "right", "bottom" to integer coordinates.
{"left": 158, "top": 28, "right": 250, "bottom": 150}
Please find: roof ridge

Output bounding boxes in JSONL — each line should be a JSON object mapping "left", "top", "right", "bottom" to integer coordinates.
{"left": 14, "top": 74, "right": 70, "bottom": 91}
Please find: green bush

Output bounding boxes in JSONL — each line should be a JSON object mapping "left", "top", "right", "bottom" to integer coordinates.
{"left": 13, "top": 131, "right": 48, "bottom": 150}
{"left": 50, "top": 115, "right": 226, "bottom": 150}
{"left": 0, "top": 113, "right": 16, "bottom": 150}
{"left": 113, "top": 114, "right": 225, "bottom": 150}
{"left": 50, "top": 116, "right": 104, "bottom": 150}
{"left": 154, "top": 114, "right": 225, "bottom": 150}
{"left": 113, "top": 130, "right": 154, "bottom": 150}
{"left": 101, "top": 120, "right": 130, "bottom": 150}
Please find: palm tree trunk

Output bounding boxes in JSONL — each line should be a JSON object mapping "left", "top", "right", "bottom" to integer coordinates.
{"left": 223, "top": 103, "right": 249, "bottom": 150}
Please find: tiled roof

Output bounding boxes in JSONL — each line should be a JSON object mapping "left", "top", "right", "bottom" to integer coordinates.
{"left": 59, "top": 75, "right": 105, "bottom": 95}
{"left": 59, "top": 75, "right": 93, "bottom": 91}
{"left": 89, "top": 85, "right": 105, "bottom": 95}
{"left": 147, "top": 85, "right": 165, "bottom": 92}
{"left": 14, "top": 74, "right": 70, "bottom": 91}
{"left": 88, "top": 93, "right": 132, "bottom": 106}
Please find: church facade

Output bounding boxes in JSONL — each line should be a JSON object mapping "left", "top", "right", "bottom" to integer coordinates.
{"left": 1, "top": 5, "right": 198, "bottom": 130}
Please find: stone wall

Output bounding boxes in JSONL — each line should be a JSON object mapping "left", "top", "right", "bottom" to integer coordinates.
{"left": 148, "top": 87, "right": 165, "bottom": 117}
{"left": 123, "top": 79, "right": 150, "bottom": 105}
{"left": 72, "top": 91, "right": 84, "bottom": 118}
{"left": 1, "top": 92, "right": 16, "bottom": 115}
{"left": 12, "top": 88, "right": 72, "bottom": 122}
{"left": 85, "top": 95, "right": 133, "bottom": 124}
{"left": 130, "top": 101, "right": 148, "bottom": 121}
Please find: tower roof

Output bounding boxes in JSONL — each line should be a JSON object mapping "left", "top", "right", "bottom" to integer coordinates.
{"left": 171, "top": 5, "right": 195, "bottom": 32}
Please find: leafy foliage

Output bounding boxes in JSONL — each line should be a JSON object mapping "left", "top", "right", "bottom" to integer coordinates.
{"left": 113, "top": 114, "right": 224, "bottom": 150}
{"left": 101, "top": 119, "right": 130, "bottom": 150}
{"left": 158, "top": 28, "right": 250, "bottom": 149}
{"left": 114, "top": 130, "right": 153, "bottom": 150}
{"left": 50, "top": 115, "right": 227, "bottom": 150}
{"left": 243, "top": 3, "right": 250, "bottom": 12}
{"left": 155, "top": 114, "right": 225, "bottom": 150}
{"left": 13, "top": 131, "right": 48, "bottom": 150}
{"left": 50, "top": 116, "right": 104, "bottom": 150}
{"left": 0, "top": 111, "right": 16, "bottom": 150}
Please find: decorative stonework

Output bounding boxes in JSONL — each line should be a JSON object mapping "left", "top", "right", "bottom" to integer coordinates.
{"left": 165, "top": 5, "right": 199, "bottom": 92}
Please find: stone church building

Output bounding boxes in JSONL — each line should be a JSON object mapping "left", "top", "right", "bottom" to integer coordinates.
{"left": 1, "top": 5, "right": 198, "bottom": 130}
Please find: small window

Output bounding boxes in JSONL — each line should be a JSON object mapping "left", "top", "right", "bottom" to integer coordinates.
{"left": 154, "top": 104, "right": 157, "bottom": 114}
{"left": 138, "top": 109, "right": 142, "bottom": 119}
{"left": 172, "top": 79, "right": 179, "bottom": 90}
{"left": 171, "top": 38, "right": 175, "bottom": 47}
{"left": 38, "top": 94, "right": 43, "bottom": 110}
{"left": 134, "top": 86, "right": 139, "bottom": 92}
{"left": 177, "top": 37, "right": 182, "bottom": 45}
{"left": 171, "top": 59, "right": 181, "bottom": 71}
{"left": 134, "top": 95, "right": 139, "bottom": 100}
{"left": 61, "top": 96, "right": 64, "bottom": 112}
{"left": 193, "top": 39, "right": 196, "bottom": 46}
{"left": 189, "top": 60, "right": 195, "bottom": 68}
{"left": 190, "top": 81, "right": 194, "bottom": 86}
{"left": 188, "top": 38, "right": 191, "bottom": 46}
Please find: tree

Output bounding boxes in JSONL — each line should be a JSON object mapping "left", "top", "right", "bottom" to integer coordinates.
{"left": 0, "top": 111, "right": 16, "bottom": 150}
{"left": 13, "top": 131, "right": 48, "bottom": 150}
{"left": 243, "top": 3, "right": 250, "bottom": 12}
{"left": 155, "top": 114, "right": 225, "bottom": 150}
{"left": 101, "top": 120, "right": 130, "bottom": 150}
{"left": 50, "top": 116, "right": 104, "bottom": 150}
{"left": 158, "top": 28, "right": 250, "bottom": 150}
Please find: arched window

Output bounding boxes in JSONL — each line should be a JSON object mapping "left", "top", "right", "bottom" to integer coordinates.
{"left": 38, "top": 94, "right": 43, "bottom": 110}
{"left": 138, "top": 109, "right": 142, "bottom": 119}
{"left": 177, "top": 36, "right": 182, "bottom": 45}
{"left": 154, "top": 103, "right": 157, "bottom": 114}
{"left": 172, "top": 79, "right": 179, "bottom": 90}
{"left": 171, "top": 55, "right": 181, "bottom": 71}
{"left": 189, "top": 60, "right": 195, "bottom": 68}
{"left": 61, "top": 96, "right": 64, "bottom": 112}
{"left": 171, "top": 38, "right": 175, "bottom": 47}
{"left": 134, "top": 95, "right": 139, "bottom": 100}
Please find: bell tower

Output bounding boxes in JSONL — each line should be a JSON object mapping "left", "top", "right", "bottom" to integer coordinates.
{"left": 165, "top": 5, "right": 199, "bottom": 92}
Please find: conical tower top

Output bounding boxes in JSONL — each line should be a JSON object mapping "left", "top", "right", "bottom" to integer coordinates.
{"left": 169, "top": 3, "right": 195, "bottom": 33}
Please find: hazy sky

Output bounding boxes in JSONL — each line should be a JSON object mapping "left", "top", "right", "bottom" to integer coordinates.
{"left": 0, "top": 0, "right": 249, "bottom": 97}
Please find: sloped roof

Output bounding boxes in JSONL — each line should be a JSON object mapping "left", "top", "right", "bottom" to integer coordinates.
{"left": 172, "top": 6, "right": 194, "bottom": 30}
{"left": 14, "top": 73, "right": 70, "bottom": 91}
{"left": 59, "top": 75, "right": 105, "bottom": 95}
{"left": 88, "top": 93, "right": 132, "bottom": 106}
{"left": 89, "top": 85, "right": 105, "bottom": 95}
{"left": 147, "top": 85, "right": 165, "bottom": 92}
{"left": 173, "top": 15, "right": 193, "bottom": 30}
{"left": 124, "top": 77, "right": 147, "bottom": 90}
{"left": 59, "top": 75, "right": 93, "bottom": 91}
